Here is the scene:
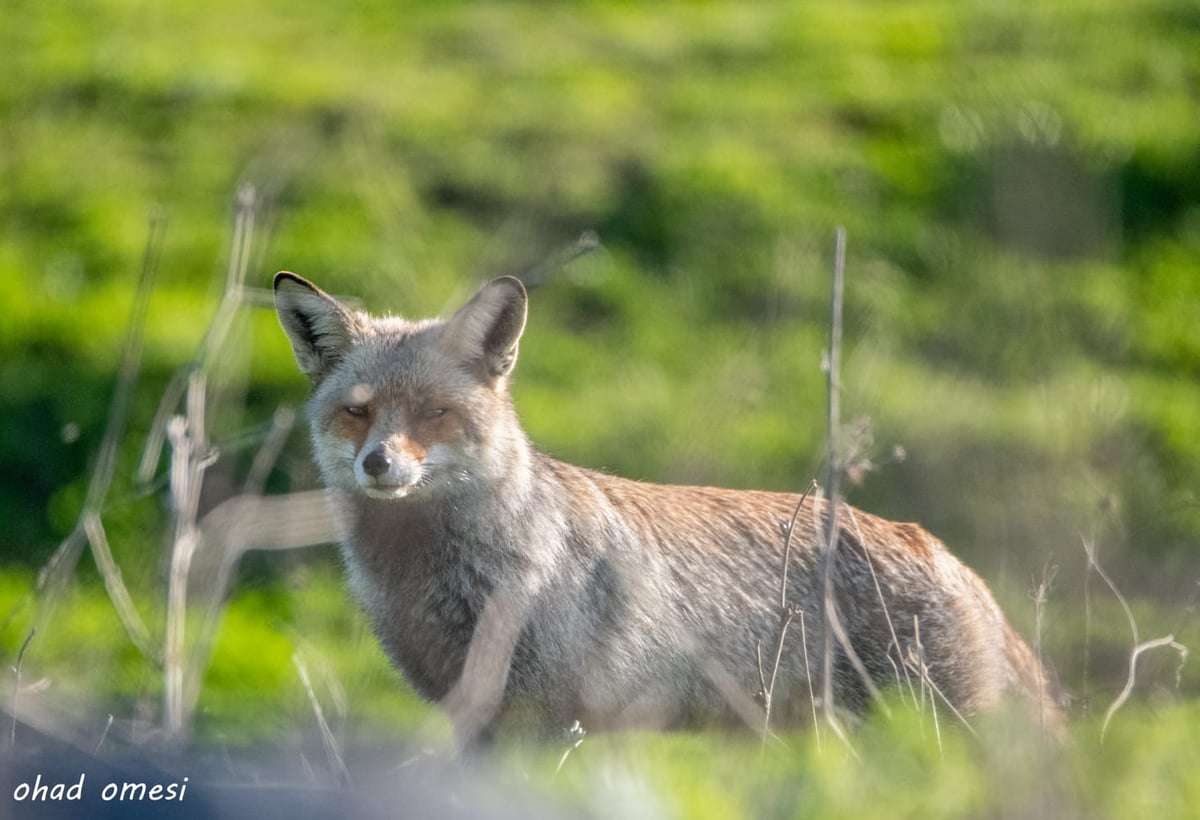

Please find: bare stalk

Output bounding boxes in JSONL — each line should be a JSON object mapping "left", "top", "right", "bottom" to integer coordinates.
{"left": 9, "top": 628, "right": 35, "bottom": 749}
{"left": 36, "top": 210, "right": 166, "bottom": 651}
{"left": 520, "top": 230, "right": 603, "bottom": 288}
{"left": 1083, "top": 537, "right": 1138, "bottom": 649}
{"left": 175, "top": 406, "right": 298, "bottom": 720}
{"left": 1032, "top": 560, "right": 1058, "bottom": 735}
{"left": 82, "top": 513, "right": 155, "bottom": 658}
{"left": 910, "top": 616, "right": 941, "bottom": 752}
{"left": 755, "top": 640, "right": 768, "bottom": 714}
{"left": 139, "top": 185, "right": 257, "bottom": 485}
{"left": 137, "top": 371, "right": 190, "bottom": 489}
{"left": 845, "top": 507, "right": 913, "bottom": 706}
{"left": 158, "top": 188, "right": 267, "bottom": 742}
{"left": 905, "top": 615, "right": 977, "bottom": 741}
{"left": 799, "top": 610, "right": 820, "bottom": 751}
{"left": 815, "top": 228, "right": 886, "bottom": 726}
{"left": 758, "top": 480, "right": 818, "bottom": 750}
{"left": 163, "top": 368, "right": 223, "bottom": 741}
{"left": 1102, "top": 636, "right": 1188, "bottom": 740}
{"left": 1081, "top": 547, "right": 1093, "bottom": 714}
{"left": 778, "top": 481, "right": 818, "bottom": 610}
{"left": 820, "top": 226, "right": 847, "bottom": 734}
{"left": 94, "top": 714, "right": 114, "bottom": 755}
{"left": 760, "top": 607, "right": 797, "bottom": 752}
{"left": 441, "top": 579, "right": 532, "bottom": 750}
{"left": 243, "top": 406, "right": 296, "bottom": 496}
{"left": 553, "top": 720, "right": 587, "bottom": 777}
{"left": 294, "top": 653, "right": 352, "bottom": 786}
{"left": 1081, "top": 533, "right": 1169, "bottom": 741}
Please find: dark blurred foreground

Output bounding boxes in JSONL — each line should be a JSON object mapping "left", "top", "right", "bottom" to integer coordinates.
{"left": 1, "top": 715, "right": 563, "bottom": 820}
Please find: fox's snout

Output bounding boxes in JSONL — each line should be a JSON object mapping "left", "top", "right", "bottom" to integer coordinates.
{"left": 355, "top": 437, "right": 425, "bottom": 499}
{"left": 360, "top": 446, "right": 393, "bottom": 478}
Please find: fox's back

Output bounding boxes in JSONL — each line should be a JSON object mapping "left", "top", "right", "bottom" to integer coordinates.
{"left": 525, "top": 459, "right": 1043, "bottom": 723}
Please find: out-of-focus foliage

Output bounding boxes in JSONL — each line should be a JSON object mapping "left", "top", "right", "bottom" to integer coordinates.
{"left": 525, "top": 701, "right": 1200, "bottom": 820}
{"left": 3, "top": 0, "right": 1197, "bottom": 582}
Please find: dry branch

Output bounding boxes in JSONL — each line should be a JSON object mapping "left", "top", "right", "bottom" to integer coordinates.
{"left": 35, "top": 210, "right": 166, "bottom": 655}
{"left": 9, "top": 628, "right": 35, "bottom": 749}
{"left": 1102, "top": 635, "right": 1188, "bottom": 740}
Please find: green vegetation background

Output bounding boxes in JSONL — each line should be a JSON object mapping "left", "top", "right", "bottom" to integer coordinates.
{"left": 1, "top": 0, "right": 1198, "bottom": 816}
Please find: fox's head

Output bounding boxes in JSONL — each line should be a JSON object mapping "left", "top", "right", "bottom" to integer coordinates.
{"left": 274, "top": 273, "right": 529, "bottom": 500}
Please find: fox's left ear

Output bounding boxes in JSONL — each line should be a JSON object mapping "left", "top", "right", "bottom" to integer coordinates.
{"left": 444, "top": 276, "right": 528, "bottom": 382}
{"left": 274, "top": 272, "right": 361, "bottom": 384}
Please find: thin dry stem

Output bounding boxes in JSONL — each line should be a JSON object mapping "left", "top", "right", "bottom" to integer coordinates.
{"left": 759, "top": 609, "right": 797, "bottom": 752}
{"left": 441, "top": 580, "right": 531, "bottom": 749}
{"left": 1081, "top": 535, "right": 1189, "bottom": 740}
{"left": 1083, "top": 537, "right": 1138, "bottom": 646}
{"left": 1102, "top": 635, "right": 1188, "bottom": 740}
{"left": 10, "top": 628, "right": 35, "bottom": 749}
{"left": 137, "top": 370, "right": 190, "bottom": 487}
{"left": 816, "top": 495, "right": 889, "bottom": 714}
{"left": 758, "top": 480, "right": 818, "bottom": 750}
{"left": 905, "top": 615, "right": 977, "bottom": 739}
{"left": 94, "top": 714, "right": 114, "bottom": 755}
{"left": 820, "top": 226, "right": 847, "bottom": 735}
{"left": 243, "top": 406, "right": 296, "bottom": 496}
{"left": 83, "top": 513, "right": 155, "bottom": 658}
{"left": 520, "top": 230, "right": 603, "bottom": 288}
{"left": 553, "top": 720, "right": 587, "bottom": 777}
{"left": 163, "top": 376, "right": 220, "bottom": 740}
{"left": 909, "top": 616, "right": 941, "bottom": 752}
{"left": 36, "top": 210, "right": 166, "bottom": 649}
{"left": 177, "top": 411, "right": 302, "bottom": 719}
{"left": 846, "top": 506, "right": 912, "bottom": 706}
{"left": 158, "top": 189, "right": 261, "bottom": 741}
{"left": 294, "top": 652, "right": 352, "bottom": 787}
{"left": 755, "top": 640, "right": 768, "bottom": 712}
{"left": 799, "top": 610, "right": 821, "bottom": 752}
{"left": 704, "top": 658, "right": 770, "bottom": 732}
{"left": 1032, "top": 560, "right": 1058, "bottom": 736}
{"left": 778, "top": 480, "right": 819, "bottom": 610}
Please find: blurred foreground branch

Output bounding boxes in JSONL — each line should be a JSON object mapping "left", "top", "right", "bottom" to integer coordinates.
{"left": 27, "top": 187, "right": 338, "bottom": 745}
{"left": 34, "top": 208, "right": 166, "bottom": 659}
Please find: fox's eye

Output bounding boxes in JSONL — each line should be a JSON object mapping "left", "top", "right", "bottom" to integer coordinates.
{"left": 345, "top": 405, "right": 369, "bottom": 418}
{"left": 425, "top": 407, "right": 447, "bottom": 419}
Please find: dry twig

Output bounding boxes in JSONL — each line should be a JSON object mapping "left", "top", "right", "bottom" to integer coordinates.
{"left": 35, "top": 211, "right": 166, "bottom": 658}
{"left": 294, "top": 652, "right": 352, "bottom": 787}
{"left": 9, "top": 628, "right": 35, "bottom": 749}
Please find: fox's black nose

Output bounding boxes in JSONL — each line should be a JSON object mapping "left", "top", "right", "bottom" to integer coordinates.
{"left": 361, "top": 447, "right": 392, "bottom": 478}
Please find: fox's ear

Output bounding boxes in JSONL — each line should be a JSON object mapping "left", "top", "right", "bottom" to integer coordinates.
{"left": 444, "top": 276, "right": 528, "bottom": 382}
{"left": 273, "top": 272, "right": 359, "bottom": 384}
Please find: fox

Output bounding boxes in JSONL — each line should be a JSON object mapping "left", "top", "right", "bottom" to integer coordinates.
{"left": 273, "top": 271, "right": 1063, "bottom": 746}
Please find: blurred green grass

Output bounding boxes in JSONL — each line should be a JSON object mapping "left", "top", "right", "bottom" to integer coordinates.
{"left": 1, "top": 0, "right": 1198, "bottom": 814}
{"left": 520, "top": 700, "right": 1200, "bottom": 820}
{"left": 3, "top": 0, "right": 1198, "bottom": 573}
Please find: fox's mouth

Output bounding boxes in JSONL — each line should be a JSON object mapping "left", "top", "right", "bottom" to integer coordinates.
{"left": 360, "top": 483, "right": 416, "bottom": 500}
{"left": 355, "top": 456, "right": 453, "bottom": 499}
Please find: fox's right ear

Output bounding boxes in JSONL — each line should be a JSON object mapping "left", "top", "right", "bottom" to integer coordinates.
{"left": 273, "top": 272, "right": 359, "bottom": 384}
{"left": 443, "top": 276, "right": 528, "bottom": 384}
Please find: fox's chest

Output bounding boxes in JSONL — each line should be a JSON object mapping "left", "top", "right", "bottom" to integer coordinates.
{"left": 340, "top": 506, "right": 503, "bottom": 700}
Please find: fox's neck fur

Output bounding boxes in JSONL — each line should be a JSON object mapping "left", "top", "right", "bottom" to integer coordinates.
{"left": 274, "top": 272, "right": 1065, "bottom": 744}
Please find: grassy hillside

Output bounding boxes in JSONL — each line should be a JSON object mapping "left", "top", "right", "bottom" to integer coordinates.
{"left": 1, "top": 0, "right": 1198, "bottom": 815}
{"left": 3, "top": 0, "right": 1198, "bottom": 570}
